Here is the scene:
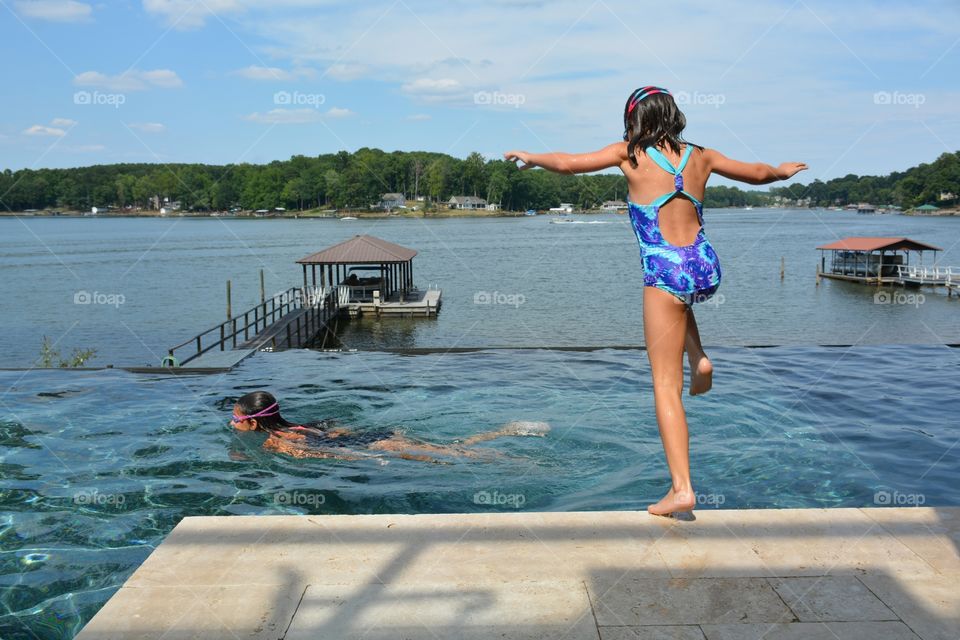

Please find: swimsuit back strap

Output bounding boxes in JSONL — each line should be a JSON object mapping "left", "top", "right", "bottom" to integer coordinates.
{"left": 649, "top": 192, "right": 677, "bottom": 208}
{"left": 681, "top": 190, "right": 703, "bottom": 207}
{"left": 674, "top": 145, "right": 694, "bottom": 173}
{"left": 645, "top": 146, "right": 678, "bottom": 174}
{"left": 650, "top": 189, "right": 703, "bottom": 209}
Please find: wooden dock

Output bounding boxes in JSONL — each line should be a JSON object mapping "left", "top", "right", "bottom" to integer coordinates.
{"left": 166, "top": 286, "right": 343, "bottom": 369}
{"left": 76, "top": 507, "right": 959, "bottom": 639}
{"left": 347, "top": 287, "right": 442, "bottom": 317}
{"left": 815, "top": 237, "right": 958, "bottom": 295}
{"left": 163, "top": 235, "right": 443, "bottom": 370}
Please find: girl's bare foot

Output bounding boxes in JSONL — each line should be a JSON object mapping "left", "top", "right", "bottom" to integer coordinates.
{"left": 688, "top": 355, "right": 713, "bottom": 396}
{"left": 647, "top": 487, "right": 696, "bottom": 516}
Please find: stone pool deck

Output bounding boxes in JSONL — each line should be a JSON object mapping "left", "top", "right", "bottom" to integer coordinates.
{"left": 77, "top": 507, "right": 958, "bottom": 640}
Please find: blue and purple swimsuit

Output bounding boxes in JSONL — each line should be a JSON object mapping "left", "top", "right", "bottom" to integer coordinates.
{"left": 627, "top": 145, "right": 721, "bottom": 305}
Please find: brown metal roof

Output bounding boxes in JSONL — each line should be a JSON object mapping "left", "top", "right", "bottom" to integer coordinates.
{"left": 297, "top": 234, "right": 418, "bottom": 264}
{"left": 816, "top": 237, "right": 942, "bottom": 252}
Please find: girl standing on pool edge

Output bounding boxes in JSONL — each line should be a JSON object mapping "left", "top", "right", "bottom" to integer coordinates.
{"left": 504, "top": 86, "right": 807, "bottom": 516}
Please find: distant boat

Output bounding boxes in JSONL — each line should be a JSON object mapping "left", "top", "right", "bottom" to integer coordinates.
{"left": 744, "top": 205, "right": 754, "bottom": 210}
{"left": 339, "top": 216, "right": 358, "bottom": 221}
{"left": 524, "top": 209, "right": 537, "bottom": 216}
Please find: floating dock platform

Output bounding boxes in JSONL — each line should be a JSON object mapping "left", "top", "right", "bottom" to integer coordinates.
{"left": 77, "top": 507, "right": 958, "bottom": 639}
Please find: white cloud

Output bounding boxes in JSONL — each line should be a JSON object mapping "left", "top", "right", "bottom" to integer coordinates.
{"left": 23, "top": 124, "right": 67, "bottom": 137}
{"left": 402, "top": 78, "right": 461, "bottom": 94}
{"left": 142, "top": 0, "right": 339, "bottom": 30}
{"left": 243, "top": 107, "right": 352, "bottom": 123}
{"left": 23, "top": 117, "right": 77, "bottom": 137}
{"left": 400, "top": 78, "right": 467, "bottom": 103}
{"left": 324, "top": 63, "right": 367, "bottom": 81}
{"left": 74, "top": 69, "right": 184, "bottom": 91}
{"left": 129, "top": 122, "right": 166, "bottom": 133}
{"left": 142, "top": 0, "right": 243, "bottom": 29}
{"left": 15, "top": 0, "right": 92, "bottom": 22}
{"left": 232, "top": 65, "right": 314, "bottom": 81}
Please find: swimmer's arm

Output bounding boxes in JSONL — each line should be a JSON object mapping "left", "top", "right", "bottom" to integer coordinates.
{"left": 504, "top": 143, "right": 626, "bottom": 175}
{"left": 704, "top": 148, "right": 808, "bottom": 185}
{"left": 263, "top": 436, "right": 363, "bottom": 461}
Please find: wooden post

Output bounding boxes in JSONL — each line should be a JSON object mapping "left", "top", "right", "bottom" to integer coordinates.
{"left": 261, "top": 269, "right": 266, "bottom": 304}
{"left": 780, "top": 256, "right": 785, "bottom": 280}
{"left": 226, "top": 280, "right": 232, "bottom": 320}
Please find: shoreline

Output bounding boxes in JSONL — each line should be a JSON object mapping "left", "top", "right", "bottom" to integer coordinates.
{"left": 4, "top": 206, "right": 958, "bottom": 219}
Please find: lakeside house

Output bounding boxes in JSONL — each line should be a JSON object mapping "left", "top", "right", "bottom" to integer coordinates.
{"left": 601, "top": 200, "right": 628, "bottom": 211}
{"left": 379, "top": 193, "right": 406, "bottom": 210}
{"left": 549, "top": 203, "right": 575, "bottom": 213}
{"left": 448, "top": 196, "right": 487, "bottom": 210}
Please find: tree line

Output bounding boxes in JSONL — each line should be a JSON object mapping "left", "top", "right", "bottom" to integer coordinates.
{"left": 1, "top": 148, "right": 956, "bottom": 212}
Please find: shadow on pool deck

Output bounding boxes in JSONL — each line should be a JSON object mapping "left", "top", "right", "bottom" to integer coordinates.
{"left": 76, "top": 506, "right": 959, "bottom": 639}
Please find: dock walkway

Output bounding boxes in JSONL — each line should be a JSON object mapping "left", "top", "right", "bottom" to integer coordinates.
{"left": 77, "top": 507, "right": 958, "bottom": 639}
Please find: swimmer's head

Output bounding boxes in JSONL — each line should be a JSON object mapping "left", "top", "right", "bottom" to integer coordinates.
{"left": 622, "top": 86, "right": 691, "bottom": 169}
{"left": 231, "top": 390, "right": 293, "bottom": 433}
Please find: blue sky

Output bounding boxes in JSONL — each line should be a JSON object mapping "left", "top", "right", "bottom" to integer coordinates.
{"left": 1, "top": 0, "right": 958, "bottom": 186}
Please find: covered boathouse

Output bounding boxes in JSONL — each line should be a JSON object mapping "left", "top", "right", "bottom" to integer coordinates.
{"left": 296, "top": 234, "right": 441, "bottom": 316}
{"left": 816, "top": 237, "right": 942, "bottom": 285}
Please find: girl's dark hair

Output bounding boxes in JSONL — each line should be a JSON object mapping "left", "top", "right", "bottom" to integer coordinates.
{"left": 235, "top": 390, "right": 296, "bottom": 433}
{"left": 622, "top": 90, "right": 700, "bottom": 169}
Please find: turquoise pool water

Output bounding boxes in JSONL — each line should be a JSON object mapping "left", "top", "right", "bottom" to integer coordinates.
{"left": 1, "top": 345, "right": 958, "bottom": 638}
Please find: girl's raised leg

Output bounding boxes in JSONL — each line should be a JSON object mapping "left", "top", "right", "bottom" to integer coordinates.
{"left": 684, "top": 306, "right": 713, "bottom": 395}
{"left": 643, "top": 287, "right": 697, "bottom": 516}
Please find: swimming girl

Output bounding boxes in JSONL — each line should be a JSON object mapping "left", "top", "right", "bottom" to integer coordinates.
{"left": 504, "top": 86, "right": 807, "bottom": 515}
{"left": 230, "top": 390, "right": 550, "bottom": 463}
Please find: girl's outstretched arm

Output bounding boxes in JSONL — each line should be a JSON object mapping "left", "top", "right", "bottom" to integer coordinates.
{"left": 504, "top": 142, "right": 626, "bottom": 175}
{"left": 704, "top": 149, "right": 807, "bottom": 185}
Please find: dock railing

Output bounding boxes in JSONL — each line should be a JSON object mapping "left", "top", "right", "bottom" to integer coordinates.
{"left": 166, "top": 285, "right": 337, "bottom": 366}
{"left": 896, "top": 265, "right": 957, "bottom": 285}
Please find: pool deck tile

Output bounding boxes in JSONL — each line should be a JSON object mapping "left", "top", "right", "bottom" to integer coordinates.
{"left": 77, "top": 507, "right": 960, "bottom": 640}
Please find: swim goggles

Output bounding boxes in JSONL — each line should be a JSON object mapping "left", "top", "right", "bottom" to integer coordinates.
{"left": 231, "top": 402, "right": 280, "bottom": 424}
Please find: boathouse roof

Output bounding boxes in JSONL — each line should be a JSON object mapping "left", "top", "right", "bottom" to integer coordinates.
{"left": 297, "top": 234, "right": 418, "bottom": 264}
{"left": 816, "top": 237, "right": 942, "bottom": 252}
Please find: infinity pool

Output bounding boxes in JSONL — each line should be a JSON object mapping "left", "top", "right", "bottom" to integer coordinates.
{"left": 1, "top": 345, "right": 958, "bottom": 638}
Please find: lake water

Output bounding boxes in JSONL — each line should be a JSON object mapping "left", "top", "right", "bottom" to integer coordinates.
{"left": 1, "top": 209, "right": 959, "bottom": 639}
{"left": 1, "top": 209, "right": 959, "bottom": 368}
